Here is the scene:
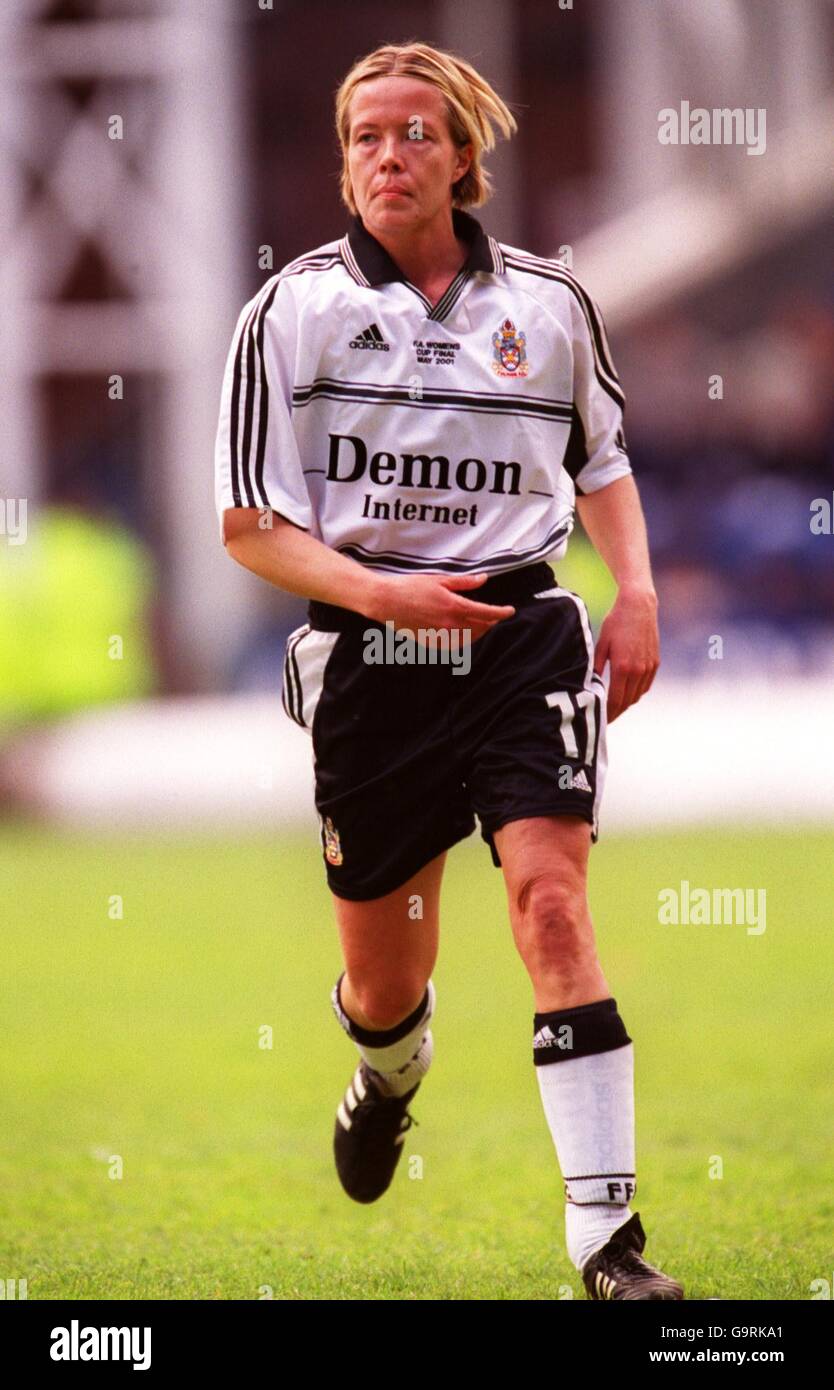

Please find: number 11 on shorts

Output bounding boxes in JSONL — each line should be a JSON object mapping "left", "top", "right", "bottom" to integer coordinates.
{"left": 545, "top": 689, "right": 597, "bottom": 764}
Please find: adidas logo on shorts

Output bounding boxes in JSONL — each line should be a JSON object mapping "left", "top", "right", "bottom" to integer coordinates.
{"left": 349, "top": 322, "right": 390, "bottom": 351}
{"left": 572, "top": 768, "right": 592, "bottom": 793}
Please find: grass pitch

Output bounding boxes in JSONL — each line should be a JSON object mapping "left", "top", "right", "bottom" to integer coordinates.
{"left": 1, "top": 821, "right": 831, "bottom": 1300}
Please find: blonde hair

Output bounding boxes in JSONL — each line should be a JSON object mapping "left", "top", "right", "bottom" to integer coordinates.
{"left": 334, "top": 41, "right": 518, "bottom": 214}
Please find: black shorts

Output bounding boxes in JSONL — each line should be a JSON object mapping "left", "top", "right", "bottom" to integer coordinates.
{"left": 281, "top": 560, "right": 609, "bottom": 901}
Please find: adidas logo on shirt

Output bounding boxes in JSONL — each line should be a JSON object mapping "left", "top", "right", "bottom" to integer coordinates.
{"left": 349, "top": 322, "right": 390, "bottom": 351}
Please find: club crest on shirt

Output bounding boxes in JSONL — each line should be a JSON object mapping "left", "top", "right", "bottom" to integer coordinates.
{"left": 323, "top": 816, "right": 343, "bottom": 866}
{"left": 491, "top": 317, "right": 529, "bottom": 377}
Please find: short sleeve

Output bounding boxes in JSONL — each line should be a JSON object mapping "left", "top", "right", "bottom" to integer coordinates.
{"left": 214, "top": 275, "right": 313, "bottom": 542}
{"left": 563, "top": 282, "right": 633, "bottom": 497}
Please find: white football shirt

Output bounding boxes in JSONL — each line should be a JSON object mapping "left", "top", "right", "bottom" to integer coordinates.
{"left": 215, "top": 208, "right": 632, "bottom": 574}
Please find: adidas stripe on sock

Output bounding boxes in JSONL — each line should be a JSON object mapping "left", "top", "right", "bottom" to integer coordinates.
{"left": 331, "top": 974, "right": 435, "bottom": 1098}
{"left": 533, "top": 997, "right": 637, "bottom": 1272}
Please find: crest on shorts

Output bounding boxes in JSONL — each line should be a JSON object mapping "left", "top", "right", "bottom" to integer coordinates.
{"left": 491, "top": 317, "right": 529, "bottom": 377}
{"left": 323, "top": 816, "right": 343, "bottom": 866}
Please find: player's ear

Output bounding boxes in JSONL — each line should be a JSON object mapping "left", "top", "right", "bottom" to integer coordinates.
{"left": 453, "top": 141, "right": 473, "bottom": 183}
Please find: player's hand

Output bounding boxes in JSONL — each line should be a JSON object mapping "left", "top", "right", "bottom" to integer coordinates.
{"left": 593, "top": 584, "right": 659, "bottom": 722}
{"left": 361, "top": 572, "right": 515, "bottom": 645}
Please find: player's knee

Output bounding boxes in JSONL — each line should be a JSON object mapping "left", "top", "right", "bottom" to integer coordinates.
{"left": 515, "top": 873, "right": 589, "bottom": 949}
{"left": 350, "top": 978, "right": 429, "bottom": 1032}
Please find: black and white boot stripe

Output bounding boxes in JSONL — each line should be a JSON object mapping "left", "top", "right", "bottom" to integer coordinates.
{"left": 594, "top": 1270, "right": 618, "bottom": 1299}
{"left": 336, "top": 1064, "right": 367, "bottom": 1132}
{"left": 581, "top": 1213, "right": 685, "bottom": 1301}
{"left": 333, "top": 1060, "right": 421, "bottom": 1203}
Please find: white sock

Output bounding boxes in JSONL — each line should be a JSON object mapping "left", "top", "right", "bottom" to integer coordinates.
{"left": 564, "top": 1198, "right": 634, "bottom": 1273}
{"left": 331, "top": 975, "right": 435, "bottom": 1098}
{"left": 533, "top": 998, "right": 636, "bottom": 1271}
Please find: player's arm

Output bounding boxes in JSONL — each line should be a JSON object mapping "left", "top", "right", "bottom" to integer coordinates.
{"left": 222, "top": 508, "right": 514, "bottom": 640}
{"left": 565, "top": 281, "right": 658, "bottom": 721}
{"left": 575, "top": 476, "right": 659, "bottom": 722}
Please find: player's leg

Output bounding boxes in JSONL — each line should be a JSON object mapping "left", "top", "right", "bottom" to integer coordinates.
{"left": 335, "top": 849, "right": 444, "bottom": 1031}
{"left": 497, "top": 812, "right": 638, "bottom": 1282}
{"left": 302, "top": 613, "right": 472, "bottom": 1200}
{"left": 495, "top": 813, "right": 608, "bottom": 1010}
{"left": 328, "top": 849, "right": 446, "bottom": 1204}
{"left": 495, "top": 814, "right": 633, "bottom": 1273}
{"left": 332, "top": 846, "right": 444, "bottom": 1090}
{"left": 495, "top": 812, "right": 682, "bottom": 1298}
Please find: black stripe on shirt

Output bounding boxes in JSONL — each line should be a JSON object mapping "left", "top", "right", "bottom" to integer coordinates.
{"left": 292, "top": 378, "right": 574, "bottom": 424}
{"left": 562, "top": 406, "right": 589, "bottom": 484}
{"left": 229, "top": 256, "right": 341, "bottom": 507}
{"left": 336, "top": 518, "right": 571, "bottom": 574}
{"left": 502, "top": 251, "right": 625, "bottom": 411}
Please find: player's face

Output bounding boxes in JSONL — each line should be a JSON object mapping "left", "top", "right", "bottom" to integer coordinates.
{"left": 346, "top": 76, "right": 472, "bottom": 235}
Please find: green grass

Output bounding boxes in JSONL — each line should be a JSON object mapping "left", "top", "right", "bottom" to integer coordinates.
{"left": 1, "top": 822, "right": 832, "bottom": 1300}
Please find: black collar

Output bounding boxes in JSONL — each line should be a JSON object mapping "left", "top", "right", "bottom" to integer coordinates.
{"left": 344, "top": 206, "right": 500, "bottom": 285}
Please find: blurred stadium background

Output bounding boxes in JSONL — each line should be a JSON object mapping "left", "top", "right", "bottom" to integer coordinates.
{"left": 1, "top": 0, "right": 832, "bottom": 827}
{"left": 1, "top": 0, "right": 833, "bottom": 1300}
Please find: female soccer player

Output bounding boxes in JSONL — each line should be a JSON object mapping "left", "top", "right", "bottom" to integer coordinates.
{"left": 216, "top": 41, "right": 683, "bottom": 1300}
